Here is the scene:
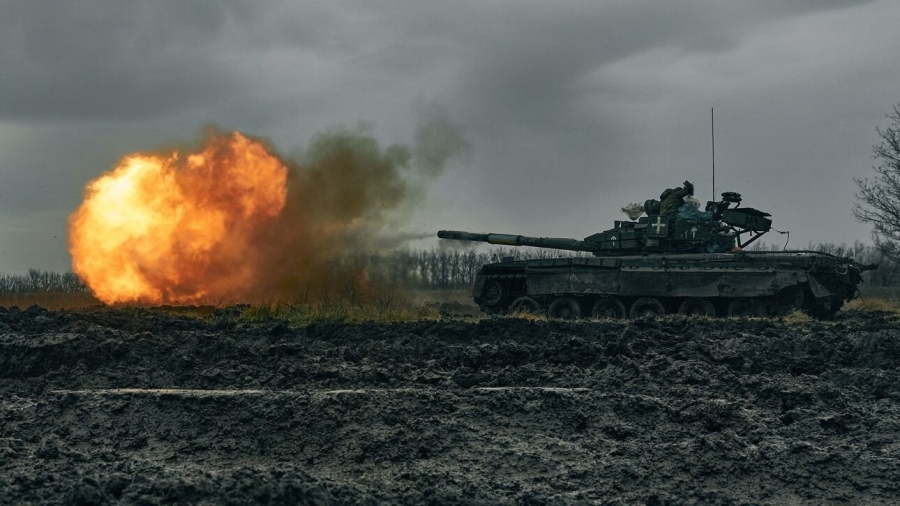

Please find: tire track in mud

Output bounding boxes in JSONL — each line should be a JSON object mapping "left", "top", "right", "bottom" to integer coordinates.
{"left": 2, "top": 305, "right": 900, "bottom": 504}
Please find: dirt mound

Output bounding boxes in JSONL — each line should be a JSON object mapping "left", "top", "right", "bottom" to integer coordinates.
{"left": 2, "top": 306, "right": 900, "bottom": 504}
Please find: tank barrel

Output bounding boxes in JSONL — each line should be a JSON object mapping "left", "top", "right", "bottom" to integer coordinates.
{"left": 437, "top": 230, "right": 490, "bottom": 242}
{"left": 438, "top": 230, "right": 592, "bottom": 252}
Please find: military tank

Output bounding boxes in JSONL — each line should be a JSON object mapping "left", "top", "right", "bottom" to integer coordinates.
{"left": 438, "top": 189, "right": 877, "bottom": 319}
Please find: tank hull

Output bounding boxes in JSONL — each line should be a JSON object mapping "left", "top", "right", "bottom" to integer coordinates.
{"left": 473, "top": 251, "right": 865, "bottom": 319}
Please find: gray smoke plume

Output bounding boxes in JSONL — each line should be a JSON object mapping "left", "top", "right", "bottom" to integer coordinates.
{"left": 412, "top": 103, "right": 472, "bottom": 176}
{"left": 253, "top": 108, "right": 470, "bottom": 300}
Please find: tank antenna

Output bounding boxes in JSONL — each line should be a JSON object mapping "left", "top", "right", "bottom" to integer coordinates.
{"left": 711, "top": 107, "right": 715, "bottom": 201}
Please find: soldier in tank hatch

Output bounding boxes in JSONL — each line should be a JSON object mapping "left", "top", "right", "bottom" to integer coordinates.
{"left": 659, "top": 180, "right": 694, "bottom": 216}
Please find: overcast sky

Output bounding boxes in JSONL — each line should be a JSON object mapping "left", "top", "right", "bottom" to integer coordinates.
{"left": 1, "top": 0, "right": 899, "bottom": 274}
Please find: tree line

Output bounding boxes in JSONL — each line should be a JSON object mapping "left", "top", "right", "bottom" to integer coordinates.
{"left": 0, "top": 269, "right": 88, "bottom": 294}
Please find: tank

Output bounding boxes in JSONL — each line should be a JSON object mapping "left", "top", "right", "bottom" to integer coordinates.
{"left": 438, "top": 191, "right": 877, "bottom": 319}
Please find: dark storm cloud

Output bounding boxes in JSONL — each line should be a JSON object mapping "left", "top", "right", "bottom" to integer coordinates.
{"left": 1, "top": 1, "right": 239, "bottom": 120}
{"left": 347, "top": 1, "right": 876, "bottom": 128}
{"left": 335, "top": 1, "right": 882, "bottom": 195}
{"left": 1, "top": 0, "right": 870, "bottom": 124}
{"left": 0, "top": 1, "right": 354, "bottom": 121}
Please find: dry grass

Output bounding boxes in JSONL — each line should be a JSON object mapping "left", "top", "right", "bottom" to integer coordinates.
{"left": 238, "top": 286, "right": 472, "bottom": 324}
{"left": 846, "top": 297, "right": 900, "bottom": 313}
{"left": 239, "top": 301, "right": 443, "bottom": 324}
{"left": 846, "top": 286, "right": 900, "bottom": 314}
{"left": 782, "top": 309, "right": 814, "bottom": 325}
{"left": 509, "top": 310, "right": 548, "bottom": 321}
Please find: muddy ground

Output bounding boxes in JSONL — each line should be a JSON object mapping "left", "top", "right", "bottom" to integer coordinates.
{"left": 1, "top": 306, "right": 899, "bottom": 505}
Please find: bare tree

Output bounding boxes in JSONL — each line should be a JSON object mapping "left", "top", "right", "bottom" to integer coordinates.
{"left": 855, "top": 104, "right": 900, "bottom": 258}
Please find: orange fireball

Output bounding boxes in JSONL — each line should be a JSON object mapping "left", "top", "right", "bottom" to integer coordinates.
{"left": 68, "top": 131, "right": 288, "bottom": 305}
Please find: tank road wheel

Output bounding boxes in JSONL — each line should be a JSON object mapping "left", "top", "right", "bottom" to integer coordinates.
{"left": 509, "top": 296, "right": 542, "bottom": 316}
{"left": 481, "top": 279, "right": 504, "bottom": 307}
{"left": 591, "top": 298, "right": 627, "bottom": 319}
{"left": 677, "top": 299, "right": 716, "bottom": 317}
{"left": 629, "top": 297, "right": 666, "bottom": 319}
{"left": 548, "top": 297, "right": 582, "bottom": 320}
{"left": 727, "top": 299, "right": 768, "bottom": 318}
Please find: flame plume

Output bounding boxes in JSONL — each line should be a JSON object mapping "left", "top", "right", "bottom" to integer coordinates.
{"left": 68, "top": 131, "right": 288, "bottom": 304}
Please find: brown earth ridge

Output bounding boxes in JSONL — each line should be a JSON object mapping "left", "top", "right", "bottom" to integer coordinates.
{"left": 1, "top": 305, "right": 899, "bottom": 504}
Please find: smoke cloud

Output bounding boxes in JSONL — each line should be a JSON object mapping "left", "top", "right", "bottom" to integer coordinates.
{"left": 256, "top": 110, "right": 469, "bottom": 300}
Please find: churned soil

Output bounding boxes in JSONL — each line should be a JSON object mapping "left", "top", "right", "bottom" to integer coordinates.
{"left": 2, "top": 305, "right": 900, "bottom": 504}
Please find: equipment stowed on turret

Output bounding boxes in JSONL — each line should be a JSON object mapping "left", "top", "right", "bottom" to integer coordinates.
{"left": 438, "top": 189, "right": 876, "bottom": 319}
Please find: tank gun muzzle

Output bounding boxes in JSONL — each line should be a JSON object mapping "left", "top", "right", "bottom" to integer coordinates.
{"left": 438, "top": 230, "right": 490, "bottom": 242}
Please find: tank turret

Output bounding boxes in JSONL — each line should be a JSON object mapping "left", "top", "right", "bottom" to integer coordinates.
{"left": 440, "top": 192, "right": 770, "bottom": 256}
